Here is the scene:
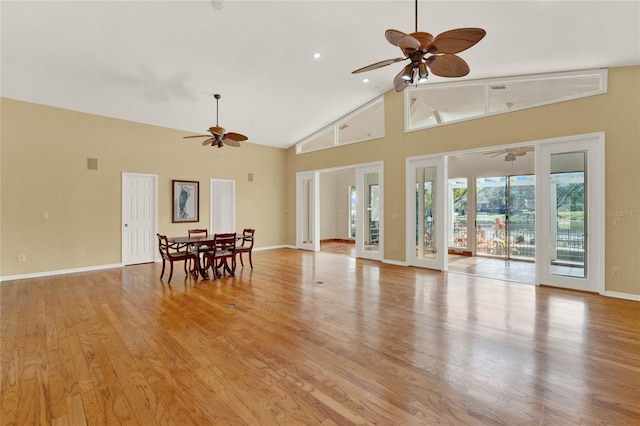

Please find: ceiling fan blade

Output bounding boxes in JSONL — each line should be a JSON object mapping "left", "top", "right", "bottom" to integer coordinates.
{"left": 429, "top": 28, "right": 486, "bottom": 54}
{"left": 393, "top": 69, "right": 409, "bottom": 92}
{"left": 408, "top": 32, "right": 434, "bottom": 50}
{"left": 224, "top": 132, "right": 248, "bottom": 142}
{"left": 352, "top": 57, "right": 405, "bottom": 74}
{"left": 223, "top": 139, "right": 241, "bottom": 147}
{"left": 385, "top": 29, "right": 420, "bottom": 50}
{"left": 515, "top": 151, "right": 528, "bottom": 156}
{"left": 184, "top": 134, "right": 211, "bottom": 139}
{"left": 208, "top": 126, "right": 225, "bottom": 136}
{"left": 427, "top": 54, "right": 470, "bottom": 77}
{"left": 202, "top": 138, "right": 215, "bottom": 146}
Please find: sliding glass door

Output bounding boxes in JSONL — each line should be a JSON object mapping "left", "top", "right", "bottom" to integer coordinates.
{"left": 475, "top": 175, "right": 535, "bottom": 260}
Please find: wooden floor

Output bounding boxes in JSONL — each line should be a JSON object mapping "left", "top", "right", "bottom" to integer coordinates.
{"left": 2, "top": 248, "right": 639, "bottom": 425}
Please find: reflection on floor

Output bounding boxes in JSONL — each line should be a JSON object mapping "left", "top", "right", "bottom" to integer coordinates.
{"left": 322, "top": 242, "right": 585, "bottom": 285}
{"left": 448, "top": 255, "right": 535, "bottom": 284}
{"left": 321, "top": 240, "right": 355, "bottom": 257}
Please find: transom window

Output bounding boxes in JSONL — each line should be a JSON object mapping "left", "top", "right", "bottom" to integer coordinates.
{"left": 407, "top": 69, "right": 607, "bottom": 131}
{"left": 295, "top": 69, "right": 607, "bottom": 154}
{"left": 296, "top": 96, "right": 384, "bottom": 154}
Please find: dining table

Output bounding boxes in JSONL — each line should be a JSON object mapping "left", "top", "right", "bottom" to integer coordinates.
{"left": 167, "top": 234, "right": 251, "bottom": 280}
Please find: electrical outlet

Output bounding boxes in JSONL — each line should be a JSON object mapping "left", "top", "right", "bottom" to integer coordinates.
{"left": 392, "top": 243, "right": 398, "bottom": 249}
{"left": 18, "top": 254, "right": 27, "bottom": 263}
{"left": 613, "top": 267, "right": 620, "bottom": 276}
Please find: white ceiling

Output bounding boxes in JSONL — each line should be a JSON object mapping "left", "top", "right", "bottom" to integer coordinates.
{"left": 2, "top": 1, "right": 639, "bottom": 149}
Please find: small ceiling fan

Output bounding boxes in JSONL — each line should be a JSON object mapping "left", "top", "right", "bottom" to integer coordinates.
{"left": 483, "top": 147, "right": 534, "bottom": 162}
{"left": 183, "top": 94, "right": 248, "bottom": 148}
{"left": 352, "top": 0, "right": 486, "bottom": 92}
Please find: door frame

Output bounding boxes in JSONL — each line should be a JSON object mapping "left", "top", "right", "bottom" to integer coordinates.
{"left": 356, "top": 162, "right": 384, "bottom": 261}
{"left": 296, "top": 161, "right": 384, "bottom": 256}
{"left": 406, "top": 155, "right": 448, "bottom": 271}
{"left": 121, "top": 172, "right": 158, "bottom": 265}
{"left": 535, "top": 132, "right": 605, "bottom": 293}
{"left": 296, "top": 171, "right": 320, "bottom": 251}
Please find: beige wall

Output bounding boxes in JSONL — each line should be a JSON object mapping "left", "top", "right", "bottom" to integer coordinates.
{"left": 1, "top": 99, "right": 287, "bottom": 276}
{"left": 2, "top": 67, "right": 639, "bottom": 296}
{"left": 286, "top": 66, "right": 640, "bottom": 296}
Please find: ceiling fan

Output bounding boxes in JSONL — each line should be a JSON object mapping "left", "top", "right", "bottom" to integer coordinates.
{"left": 483, "top": 147, "right": 534, "bottom": 162}
{"left": 183, "top": 94, "right": 248, "bottom": 148}
{"left": 352, "top": 0, "right": 486, "bottom": 92}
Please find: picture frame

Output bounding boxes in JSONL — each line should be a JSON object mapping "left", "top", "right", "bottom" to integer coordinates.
{"left": 172, "top": 180, "right": 199, "bottom": 223}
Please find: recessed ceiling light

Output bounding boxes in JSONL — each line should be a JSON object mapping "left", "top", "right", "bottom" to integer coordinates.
{"left": 313, "top": 52, "right": 321, "bottom": 59}
{"left": 362, "top": 78, "right": 369, "bottom": 83}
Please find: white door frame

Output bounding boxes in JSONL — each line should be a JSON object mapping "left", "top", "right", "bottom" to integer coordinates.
{"left": 406, "top": 155, "right": 448, "bottom": 271}
{"left": 296, "top": 161, "right": 384, "bottom": 254}
{"left": 122, "top": 172, "right": 158, "bottom": 265}
{"left": 296, "top": 171, "right": 320, "bottom": 251}
{"left": 356, "top": 162, "right": 384, "bottom": 261}
{"left": 535, "top": 132, "right": 605, "bottom": 293}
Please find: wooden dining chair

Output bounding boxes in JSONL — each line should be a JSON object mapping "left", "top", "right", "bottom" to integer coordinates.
{"left": 188, "top": 228, "right": 212, "bottom": 254}
{"left": 203, "top": 233, "right": 236, "bottom": 280}
{"left": 234, "top": 228, "right": 255, "bottom": 269}
{"left": 157, "top": 234, "right": 198, "bottom": 282}
{"left": 187, "top": 228, "right": 213, "bottom": 274}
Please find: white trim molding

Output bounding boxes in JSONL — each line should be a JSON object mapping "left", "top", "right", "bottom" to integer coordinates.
{"left": 0, "top": 263, "right": 123, "bottom": 283}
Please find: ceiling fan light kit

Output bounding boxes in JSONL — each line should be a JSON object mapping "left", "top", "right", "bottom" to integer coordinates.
{"left": 183, "top": 94, "right": 248, "bottom": 148}
{"left": 352, "top": 0, "right": 485, "bottom": 92}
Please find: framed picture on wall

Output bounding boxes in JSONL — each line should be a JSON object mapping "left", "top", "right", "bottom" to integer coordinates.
{"left": 172, "top": 180, "right": 199, "bottom": 223}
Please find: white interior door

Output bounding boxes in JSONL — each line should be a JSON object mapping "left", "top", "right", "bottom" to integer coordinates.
{"left": 210, "top": 179, "right": 235, "bottom": 234}
{"left": 536, "top": 133, "right": 605, "bottom": 293}
{"left": 122, "top": 173, "right": 157, "bottom": 265}
{"left": 356, "top": 163, "right": 383, "bottom": 260}
{"left": 297, "top": 171, "right": 319, "bottom": 251}
{"left": 406, "top": 156, "right": 447, "bottom": 270}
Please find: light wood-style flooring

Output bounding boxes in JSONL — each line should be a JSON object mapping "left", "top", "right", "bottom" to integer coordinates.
{"left": 2, "top": 248, "right": 639, "bottom": 425}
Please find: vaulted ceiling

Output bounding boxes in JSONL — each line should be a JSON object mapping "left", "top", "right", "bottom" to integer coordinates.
{"left": 2, "top": 1, "right": 639, "bottom": 149}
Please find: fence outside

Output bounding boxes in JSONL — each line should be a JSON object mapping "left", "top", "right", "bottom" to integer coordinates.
{"left": 449, "top": 215, "right": 584, "bottom": 264}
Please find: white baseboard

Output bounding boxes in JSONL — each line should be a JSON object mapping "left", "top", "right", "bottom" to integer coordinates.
{"left": 0, "top": 263, "right": 124, "bottom": 283}
{"left": 254, "top": 245, "right": 295, "bottom": 251}
{"left": 382, "top": 259, "right": 408, "bottom": 267}
{"left": 602, "top": 291, "right": 640, "bottom": 301}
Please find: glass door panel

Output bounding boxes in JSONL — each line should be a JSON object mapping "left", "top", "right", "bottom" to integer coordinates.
{"left": 448, "top": 178, "right": 468, "bottom": 250}
{"left": 507, "top": 175, "right": 536, "bottom": 260}
{"left": 417, "top": 167, "right": 437, "bottom": 260}
{"left": 476, "top": 176, "right": 536, "bottom": 260}
{"left": 366, "top": 182, "right": 380, "bottom": 251}
{"left": 349, "top": 185, "right": 356, "bottom": 238}
{"left": 549, "top": 153, "right": 586, "bottom": 278}
{"left": 476, "top": 177, "right": 507, "bottom": 257}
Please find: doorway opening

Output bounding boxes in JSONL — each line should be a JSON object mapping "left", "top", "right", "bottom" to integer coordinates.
{"left": 297, "top": 163, "right": 383, "bottom": 261}
{"left": 446, "top": 147, "right": 536, "bottom": 283}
